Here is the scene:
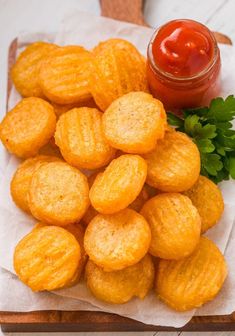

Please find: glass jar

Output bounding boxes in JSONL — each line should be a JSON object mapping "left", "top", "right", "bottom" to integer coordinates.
{"left": 147, "top": 19, "right": 221, "bottom": 111}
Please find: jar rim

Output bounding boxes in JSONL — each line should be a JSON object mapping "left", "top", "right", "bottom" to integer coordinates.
{"left": 147, "top": 19, "right": 219, "bottom": 83}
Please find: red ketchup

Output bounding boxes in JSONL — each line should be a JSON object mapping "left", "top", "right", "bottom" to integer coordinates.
{"left": 147, "top": 19, "right": 221, "bottom": 110}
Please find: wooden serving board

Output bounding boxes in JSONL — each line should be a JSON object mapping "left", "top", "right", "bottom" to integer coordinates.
{"left": 1, "top": 0, "right": 234, "bottom": 332}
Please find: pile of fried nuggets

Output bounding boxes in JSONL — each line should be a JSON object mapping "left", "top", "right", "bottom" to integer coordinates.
{"left": 0, "top": 39, "right": 227, "bottom": 312}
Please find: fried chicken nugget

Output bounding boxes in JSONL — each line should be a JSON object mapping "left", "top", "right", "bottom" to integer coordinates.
{"left": 55, "top": 107, "right": 116, "bottom": 170}
{"left": 89, "top": 154, "right": 147, "bottom": 214}
{"left": 11, "top": 155, "right": 60, "bottom": 213}
{"left": 11, "top": 42, "right": 58, "bottom": 97}
{"left": 39, "top": 46, "right": 93, "bottom": 104}
{"left": 34, "top": 222, "right": 87, "bottom": 285}
{"left": 83, "top": 177, "right": 150, "bottom": 225}
{"left": 141, "top": 193, "right": 201, "bottom": 259}
{"left": 102, "top": 92, "right": 167, "bottom": 154}
{"left": 0, "top": 98, "right": 56, "bottom": 158}
{"left": 85, "top": 254, "right": 154, "bottom": 304}
{"left": 156, "top": 237, "right": 227, "bottom": 311}
{"left": 14, "top": 225, "right": 81, "bottom": 291}
{"left": 89, "top": 39, "right": 149, "bottom": 111}
{"left": 143, "top": 130, "right": 200, "bottom": 192}
{"left": 184, "top": 175, "right": 224, "bottom": 233}
{"left": 84, "top": 209, "right": 151, "bottom": 271}
{"left": 28, "top": 161, "right": 89, "bottom": 226}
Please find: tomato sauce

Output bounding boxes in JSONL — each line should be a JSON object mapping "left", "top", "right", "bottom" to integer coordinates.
{"left": 147, "top": 19, "right": 221, "bottom": 110}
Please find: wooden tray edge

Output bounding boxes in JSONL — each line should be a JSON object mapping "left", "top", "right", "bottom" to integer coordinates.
{"left": 1, "top": 310, "right": 235, "bottom": 332}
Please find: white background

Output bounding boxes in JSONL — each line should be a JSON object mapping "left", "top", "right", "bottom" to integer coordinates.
{"left": 0, "top": 0, "right": 235, "bottom": 335}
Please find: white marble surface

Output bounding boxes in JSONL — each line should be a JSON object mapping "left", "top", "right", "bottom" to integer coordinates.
{"left": 0, "top": 0, "right": 235, "bottom": 335}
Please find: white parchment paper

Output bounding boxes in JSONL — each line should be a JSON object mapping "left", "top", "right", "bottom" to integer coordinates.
{"left": 1, "top": 11, "right": 235, "bottom": 327}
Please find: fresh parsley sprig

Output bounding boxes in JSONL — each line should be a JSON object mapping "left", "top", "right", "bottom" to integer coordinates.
{"left": 167, "top": 95, "right": 235, "bottom": 183}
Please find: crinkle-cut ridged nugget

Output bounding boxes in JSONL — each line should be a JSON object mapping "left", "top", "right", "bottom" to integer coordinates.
{"left": 89, "top": 38, "right": 149, "bottom": 111}
{"left": 55, "top": 107, "right": 116, "bottom": 170}
{"left": 14, "top": 225, "right": 81, "bottom": 291}
{"left": 92, "top": 38, "right": 130, "bottom": 54}
{"left": 35, "top": 222, "right": 87, "bottom": 285}
{"left": 184, "top": 175, "right": 224, "bottom": 233}
{"left": 84, "top": 209, "right": 151, "bottom": 271}
{"left": 102, "top": 92, "right": 167, "bottom": 154}
{"left": 141, "top": 193, "right": 201, "bottom": 260}
{"left": 83, "top": 173, "right": 149, "bottom": 225}
{"left": 156, "top": 237, "right": 227, "bottom": 311}
{"left": 11, "top": 155, "right": 61, "bottom": 213}
{"left": 86, "top": 254, "right": 154, "bottom": 304}
{"left": 39, "top": 46, "right": 93, "bottom": 104}
{"left": 11, "top": 42, "right": 58, "bottom": 97}
{"left": 0, "top": 98, "right": 56, "bottom": 158}
{"left": 28, "top": 161, "right": 89, "bottom": 226}
{"left": 89, "top": 154, "right": 147, "bottom": 214}
{"left": 144, "top": 130, "right": 200, "bottom": 192}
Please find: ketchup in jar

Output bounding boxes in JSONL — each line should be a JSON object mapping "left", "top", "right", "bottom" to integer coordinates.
{"left": 147, "top": 19, "right": 221, "bottom": 110}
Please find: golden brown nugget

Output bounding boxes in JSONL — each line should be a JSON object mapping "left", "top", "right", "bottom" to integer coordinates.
{"left": 55, "top": 107, "right": 116, "bottom": 170}
{"left": 83, "top": 172, "right": 150, "bottom": 225}
{"left": 39, "top": 46, "right": 93, "bottom": 104}
{"left": 28, "top": 161, "right": 89, "bottom": 226}
{"left": 33, "top": 222, "right": 87, "bottom": 285}
{"left": 141, "top": 193, "right": 201, "bottom": 260}
{"left": 84, "top": 209, "right": 151, "bottom": 271}
{"left": 92, "top": 38, "right": 130, "bottom": 54}
{"left": 0, "top": 98, "right": 56, "bottom": 158}
{"left": 86, "top": 254, "right": 154, "bottom": 304}
{"left": 14, "top": 225, "right": 81, "bottom": 291}
{"left": 89, "top": 38, "right": 149, "bottom": 111}
{"left": 11, "top": 155, "right": 60, "bottom": 213}
{"left": 156, "top": 237, "right": 227, "bottom": 311}
{"left": 85, "top": 184, "right": 150, "bottom": 220}
{"left": 11, "top": 42, "right": 58, "bottom": 97}
{"left": 89, "top": 154, "right": 147, "bottom": 214}
{"left": 144, "top": 130, "right": 200, "bottom": 192}
{"left": 184, "top": 175, "right": 224, "bottom": 233}
{"left": 102, "top": 92, "right": 167, "bottom": 154}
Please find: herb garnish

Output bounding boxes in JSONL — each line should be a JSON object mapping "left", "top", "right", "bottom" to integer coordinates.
{"left": 167, "top": 95, "right": 235, "bottom": 183}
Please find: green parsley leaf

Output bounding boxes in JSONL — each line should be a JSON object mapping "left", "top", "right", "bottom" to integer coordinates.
{"left": 184, "top": 115, "right": 200, "bottom": 136}
{"left": 229, "top": 156, "right": 235, "bottom": 179}
{"left": 167, "top": 95, "right": 235, "bottom": 183}
{"left": 195, "top": 139, "right": 215, "bottom": 153}
{"left": 207, "top": 95, "right": 235, "bottom": 122}
{"left": 201, "top": 153, "right": 223, "bottom": 176}
{"left": 194, "top": 123, "right": 217, "bottom": 140}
